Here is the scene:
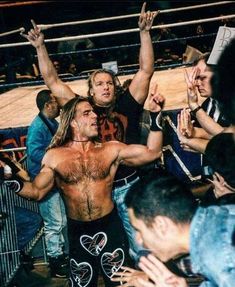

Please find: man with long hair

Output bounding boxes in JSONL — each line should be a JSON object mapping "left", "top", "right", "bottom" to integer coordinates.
{"left": 21, "top": 2, "right": 159, "bottom": 262}
{"left": 6, "top": 93, "right": 163, "bottom": 286}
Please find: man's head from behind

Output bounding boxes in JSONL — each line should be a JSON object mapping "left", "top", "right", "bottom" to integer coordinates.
{"left": 125, "top": 175, "right": 198, "bottom": 261}
{"left": 205, "top": 133, "right": 235, "bottom": 192}
{"left": 87, "top": 69, "right": 121, "bottom": 107}
{"left": 36, "top": 89, "right": 59, "bottom": 119}
{"left": 212, "top": 38, "right": 235, "bottom": 125}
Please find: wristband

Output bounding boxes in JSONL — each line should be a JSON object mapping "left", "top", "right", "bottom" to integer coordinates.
{"left": 190, "top": 106, "right": 202, "bottom": 117}
{"left": 4, "top": 178, "right": 24, "bottom": 193}
{"left": 149, "top": 112, "right": 163, "bottom": 131}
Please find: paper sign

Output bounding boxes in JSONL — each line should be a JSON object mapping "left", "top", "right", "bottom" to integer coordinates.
{"left": 207, "top": 26, "right": 235, "bottom": 65}
{"left": 102, "top": 61, "right": 118, "bottom": 74}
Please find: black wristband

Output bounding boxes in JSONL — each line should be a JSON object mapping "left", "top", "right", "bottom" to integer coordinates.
{"left": 4, "top": 178, "right": 24, "bottom": 193}
{"left": 149, "top": 112, "right": 162, "bottom": 131}
{"left": 191, "top": 106, "right": 202, "bottom": 117}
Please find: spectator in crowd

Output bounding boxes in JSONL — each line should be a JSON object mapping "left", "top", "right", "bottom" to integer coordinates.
{"left": 26, "top": 89, "right": 68, "bottom": 278}
{"left": 6, "top": 94, "right": 163, "bottom": 287}
{"left": 22, "top": 2, "right": 159, "bottom": 263}
{"left": 202, "top": 132, "right": 235, "bottom": 205}
{"left": 125, "top": 175, "right": 235, "bottom": 287}
{"left": 212, "top": 38, "right": 235, "bottom": 135}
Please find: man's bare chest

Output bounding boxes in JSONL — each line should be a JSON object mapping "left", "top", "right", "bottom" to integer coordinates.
{"left": 54, "top": 150, "right": 112, "bottom": 184}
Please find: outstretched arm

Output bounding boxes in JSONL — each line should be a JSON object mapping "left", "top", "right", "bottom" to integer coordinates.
{"left": 129, "top": 2, "right": 159, "bottom": 105}
{"left": 21, "top": 20, "right": 75, "bottom": 107}
{"left": 118, "top": 85, "right": 164, "bottom": 166}
{"left": 6, "top": 164, "right": 55, "bottom": 201}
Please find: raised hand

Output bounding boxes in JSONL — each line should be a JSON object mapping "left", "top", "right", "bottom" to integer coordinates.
{"left": 184, "top": 67, "right": 200, "bottom": 111}
{"left": 149, "top": 83, "right": 165, "bottom": 113}
{"left": 20, "top": 19, "right": 44, "bottom": 48}
{"left": 138, "top": 254, "right": 188, "bottom": 287}
{"left": 138, "top": 2, "right": 159, "bottom": 32}
{"left": 111, "top": 266, "right": 148, "bottom": 287}
{"left": 178, "top": 109, "right": 194, "bottom": 138}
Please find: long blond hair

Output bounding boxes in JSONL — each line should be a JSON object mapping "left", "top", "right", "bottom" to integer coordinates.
{"left": 48, "top": 96, "right": 91, "bottom": 149}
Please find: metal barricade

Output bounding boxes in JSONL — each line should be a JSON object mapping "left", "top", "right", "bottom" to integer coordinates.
{"left": 0, "top": 148, "right": 44, "bottom": 287}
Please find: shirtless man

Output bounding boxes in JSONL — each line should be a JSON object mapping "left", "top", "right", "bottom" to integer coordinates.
{"left": 22, "top": 2, "right": 159, "bottom": 262}
{"left": 7, "top": 93, "right": 163, "bottom": 287}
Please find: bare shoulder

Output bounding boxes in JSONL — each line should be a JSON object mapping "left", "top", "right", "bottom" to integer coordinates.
{"left": 42, "top": 147, "right": 67, "bottom": 167}
{"left": 98, "top": 141, "right": 126, "bottom": 151}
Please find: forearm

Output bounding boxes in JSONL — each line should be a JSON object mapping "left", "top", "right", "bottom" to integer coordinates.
{"left": 193, "top": 127, "right": 212, "bottom": 140}
{"left": 147, "top": 130, "right": 163, "bottom": 158}
{"left": 18, "top": 181, "right": 42, "bottom": 200}
{"left": 129, "top": 30, "right": 154, "bottom": 104}
{"left": 139, "top": 30, "right": 154, "bottom": 76}
{"left": 194, "top": 108, "right": 224, "bottom": 136}
{"left": 183, "top": 137, "right": 209, "bottom": 153}
{"left": 36, "top": 43, "right": 58, "bottom": 87}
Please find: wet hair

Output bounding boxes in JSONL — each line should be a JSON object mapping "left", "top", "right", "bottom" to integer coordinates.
{"left": 87, "top": 69, "right": 121, "bottom": 99}
{"left": 205, "top": 133, "right": 235, "bottom": 188}
{"left": 212, "top": 38, "right": 235, "bottom": 124}
{"left": 36, "top": 89, "right": 52, "bottom": 111}
{"left": 48, "top": 96, "right": 92, "bottom": 149}
{"left": 125, "top": 175, "right": 198, "bottom": 226}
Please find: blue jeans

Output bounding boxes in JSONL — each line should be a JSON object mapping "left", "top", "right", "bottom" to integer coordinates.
{"left": 15, "top": 206, "right": 42, "bottom": 250}
{"left": 39, "top": 190, "right": 67, "bottom": 258}
{"left": 112, "top": 177, "right": 149, "bottom": 263}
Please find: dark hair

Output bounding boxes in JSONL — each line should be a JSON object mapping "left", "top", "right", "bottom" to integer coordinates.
{"left": 212, "top": 38, "right": 235, "bottom": 124}
{"left": 205, "top": 133, "right": 235, "bottom": 188}
{"left": 36, "top": 89, "right": 52, "bottom": 111}
{"left": 125, "top": 175, "right": 198, "bottom": 225}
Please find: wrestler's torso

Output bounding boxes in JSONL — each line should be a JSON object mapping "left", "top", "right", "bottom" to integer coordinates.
{"left": 46, "top": 142, "right": 121, "bottom": 221}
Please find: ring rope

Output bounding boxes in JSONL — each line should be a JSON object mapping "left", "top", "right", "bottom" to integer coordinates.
{"left": 0, "top": 14, "right": 234, "bottom": 49}
{"left": 0, "top": 27, "right": 25, "bottom": 38}
{"left": 38, "top": 1, "right": 233, "bottom": 30}
{"left": 47, "top": 32, "right": 217, "bottom": 58}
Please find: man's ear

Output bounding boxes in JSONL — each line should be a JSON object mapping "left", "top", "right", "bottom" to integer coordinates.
{"left": 153, "top": 216, "right": 170, "bottom": 239}
{"left": 90, "top": 89, "right": 94, "bottom": 96}
{"left": 70, "top": 118, "right": 77, "bottom": 128}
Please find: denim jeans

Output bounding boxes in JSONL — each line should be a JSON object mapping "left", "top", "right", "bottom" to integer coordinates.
{"left": 112, "top": 177, "right": 149, "bottom": 263}
{"left": 15, "top": 206, "right": 42, "bottom": 250}
{"left": 39, "top": 190, "right": 67, "bottom": 258}
{"left": 190, "top": 205, "right": 235, "bottom": 286}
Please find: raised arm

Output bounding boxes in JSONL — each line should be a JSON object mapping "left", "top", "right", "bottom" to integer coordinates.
{"left": 129, "top": 2, "right": 159, "bottom": 105}
{"left": 21, "top": 20, "right": 75, "bottom": 107}
{"left": 118, "top": 86, "right": 164, "bottom": 166}
{"left": 185, "top": 68, "right": 224, "bottom": 136}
